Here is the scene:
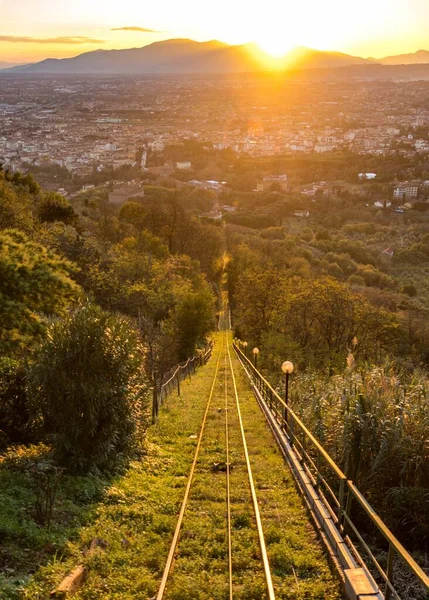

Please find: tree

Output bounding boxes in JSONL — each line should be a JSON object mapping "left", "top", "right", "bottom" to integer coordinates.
{"left": 119, "top": 201, "right": 147, "bottom": 240}
{"left": 0, "top": 172, "right": 36, "bottom": 232}
{"left": 0, "top": 358, "right": 31, "bottom": 450}
{"left": 37, "top": 193, "right": 77, "bottom": 225}
{"left": 400, "top": 284, "right": 418, "bottom": 297}
{"left": 0, "top": 229, "right": 80, "bottom": 355}
{"left": 29, "top": 304, "right": 148, "bottom": 474}
{"left": 173, "top": 288, "right": 216, "bottom": 360}
{"left": 234, "top": 267, "right": 284, "bottom": 345}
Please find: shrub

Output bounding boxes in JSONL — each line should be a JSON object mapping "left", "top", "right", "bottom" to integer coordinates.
{"left": 400, "top": 284, "right": 417, "bottom": 297}
{"left": 0, "top": 229, "right": 79, "bottom": 355}
{"left": 37, "top": 193, "right": 77, "bottom": 225}
{"left": 348, "top": 274, "right": 366, "bottom": 287}
{"left": 315, "top": 229, "right": 331, "bottom": 241}
{"left": 29, "top": 304, "right": 148, "bottom": 474}
{"left": 0, "top": 358, "right": 31, "bottom": 450}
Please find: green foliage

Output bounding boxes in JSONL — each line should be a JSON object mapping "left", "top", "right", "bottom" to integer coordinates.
{"left": 0, "top": 229, "right": 80, "bottom": 355}
{"left": 224, "top": 211, "right": 278, "bottom": 229}
{"left": 0, "top": 442, "right": 107, "bottom": 599}
{"left": 28, "top": 304, "right": 148, "bottom": 474}
{"left": 400, "top": 283, "right": 418, "bottom": 297}
{"left": 37, "top": 193, "right": 77, "bottom": 225}
{"left": 173, "top": 288, "right": 216, "bottom": 359}
{"left": 119, "top": 198, "right": 223, "bottom": 278}
{"left": 0, "top": 171, "right": 36, "bottom": 232}
{"left": 0, "top": 358, "right": 31, "bottom": 450}
{"left": 356, "top": 264, "right": 396, "bottom": 289}
{"left": 6, "top": 171, "right": 41, "bottom": 195}
{"left": 291, "top": 364, "right": 429, "bottom": 543}
{"left": 235, "top": 272, "right": 398, "bottom": 371}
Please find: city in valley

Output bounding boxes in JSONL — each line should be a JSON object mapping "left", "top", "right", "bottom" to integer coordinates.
{"left": 2, "top": 74, "right": 429, "bottom": 210}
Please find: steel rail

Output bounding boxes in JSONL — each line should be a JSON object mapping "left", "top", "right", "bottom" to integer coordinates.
{"left": 224, "top": 334, "right": 233, "bottom": 600}
{"left": 226, "top": 339, "right": 276, "bottom": 600}
{"left": 156, "top": 334, "right": 224, "bottom": 600}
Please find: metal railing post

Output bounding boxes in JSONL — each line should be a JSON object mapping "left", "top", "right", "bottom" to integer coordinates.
{"left": 385, "top": 543, "right": 395, "bottom": 600}
{"left": 152, "top": 370, "right": 158, "bottom": 425}
{"left": 338, "top": 477, "right": 345, "bottom": 524}
{"left": 290, "top": 414, "right": 295, "bottom": 446}
{"left": 343, "top": 484, "right": 353, "bottom": 536}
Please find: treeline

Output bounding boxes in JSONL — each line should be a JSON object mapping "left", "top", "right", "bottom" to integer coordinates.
{"left": 229, "top": 151, "right": 429, "bottom": 188}
{"left": 227, "top": 223, "right": 423, "bottom": 367}
{"left": 0, "top": 169, "right": 222, "bottom": 474}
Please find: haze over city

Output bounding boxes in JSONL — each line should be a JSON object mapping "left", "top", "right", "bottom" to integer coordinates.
{"left": 2, "top": 0, "right": 429, "bottom": 63}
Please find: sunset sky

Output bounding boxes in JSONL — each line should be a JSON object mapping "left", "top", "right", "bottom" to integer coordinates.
{"left": 1, "top": 0, "right": 429, "bottom": 64}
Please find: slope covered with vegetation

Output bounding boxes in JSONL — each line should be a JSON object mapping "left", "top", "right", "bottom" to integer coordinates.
{"left": 0, "top": 168, "right": 223, "bottom": 596}
{"left": 227, "top": 213, "right": 429, "bottom": 552}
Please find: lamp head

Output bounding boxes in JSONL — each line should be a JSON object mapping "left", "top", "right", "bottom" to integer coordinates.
{"left": 253, "top": 347, "right": 260, "bottom": 355}
{"left": 282, "top": 361, "right": 294, "bottom": 374}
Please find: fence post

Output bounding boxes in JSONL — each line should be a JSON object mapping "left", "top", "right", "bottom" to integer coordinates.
{"left": 338, "top": 477, "right": 345, "bottom": 523}
{"left": 177, "top": 371, "right": 181, "bottom": 397}
{"left": 343, "top": 485, "right": 353, "bottom": 536}
{"left": 290, "top": 414, "right": 295, "bottom": 447}
{"left": 152, "top": 370, "right": 158, "bottom": 425}
{"left": 385, "top": 543, "right": 395, "bottom": 600}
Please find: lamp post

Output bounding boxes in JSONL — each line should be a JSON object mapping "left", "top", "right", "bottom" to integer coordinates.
{"left": 281, "top": 361, "right": 294, "bottom": 423}
{"left": 243, "top": 341, "right": 248, "bottom": 356}
{"left": 253, "top": 347, "right": 260, "bottom": 369}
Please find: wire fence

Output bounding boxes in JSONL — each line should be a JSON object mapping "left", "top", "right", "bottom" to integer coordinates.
{"left": 233, "top": 340, "right": 429, "bottom": 600}
{"left": 151, "top": 342, "right": 214, "bottom": 423}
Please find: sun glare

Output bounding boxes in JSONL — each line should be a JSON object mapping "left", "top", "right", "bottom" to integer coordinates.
{"left": 257, "top": 38, "right": 293, "bottom": 58}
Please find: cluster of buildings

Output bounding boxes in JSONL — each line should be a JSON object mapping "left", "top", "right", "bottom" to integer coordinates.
{"left": 2, "top": 76, "right": 429, "bottom": 190}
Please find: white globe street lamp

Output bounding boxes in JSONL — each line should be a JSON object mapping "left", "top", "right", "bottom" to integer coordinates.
{"left": 281, "top": 361, "right": 294, "bottom": 423}
{"left": 253, "top": 347, "right": 260, "bottom": 368}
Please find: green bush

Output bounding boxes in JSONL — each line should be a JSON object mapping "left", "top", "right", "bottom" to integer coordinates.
{"left": 0, "top": 358, "right": 31, "bottom": 450}
{"left": 29, "top": 304, "right": 148, "bottom": 474}
{"left": 0, "top": 229, "right": 79, "bottom": 355}
{"left": 37, "top": 193, "right": 77, "bottom": 225}
{"left": 400, "top": 284, "right": 418, "bottom": 297}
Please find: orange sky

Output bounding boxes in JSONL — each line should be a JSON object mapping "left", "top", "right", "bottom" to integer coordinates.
{"left": 1, "top": 0, "right": 428, "bottom": 64}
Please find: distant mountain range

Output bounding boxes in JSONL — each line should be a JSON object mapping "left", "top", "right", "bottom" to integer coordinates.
{"left": 2, "top": 40, "right": 429, "bottom": 75}
{"left": 0, "top": 61, "right": 23, "bottom": 69}
{"left": 378, "top": 49, "right": 429, "bottom": 65}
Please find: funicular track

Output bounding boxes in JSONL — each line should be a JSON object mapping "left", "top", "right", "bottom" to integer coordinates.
{"left": 156, "top": 312, "right": 276, "bottom": 599}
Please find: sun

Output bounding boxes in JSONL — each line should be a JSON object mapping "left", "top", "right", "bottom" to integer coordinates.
{"left": 257, "top": 38, "right": 294, "bottom": 58}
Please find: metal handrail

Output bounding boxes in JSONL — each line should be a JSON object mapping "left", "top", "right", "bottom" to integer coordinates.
{"left": 233, "top": 341, "right": 429, "bottom": 599}
{"left": 151, "top": 342, "right": 214, "bottom": 423}
{"left": 234, "top": 342, "right": 347, "bottom": 480}
{"left": 348, "top": 482, "right": 429, "bottom": 592}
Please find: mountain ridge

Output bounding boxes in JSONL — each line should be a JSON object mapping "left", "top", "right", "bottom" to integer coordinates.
{"left": 2, "top": 39, "right": 429, "bottom": 75}
{"left": 0, "top": 39, "right": 374, "bottom": 75}
{"left": 378, "top": 49, "right": 429, "bottom": 65}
